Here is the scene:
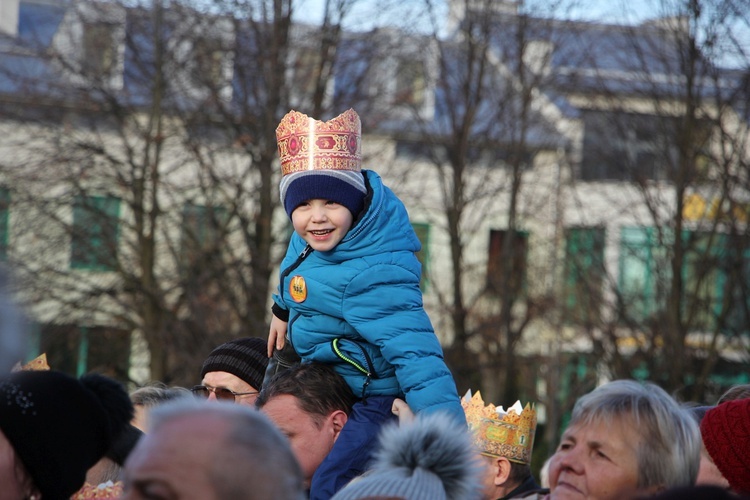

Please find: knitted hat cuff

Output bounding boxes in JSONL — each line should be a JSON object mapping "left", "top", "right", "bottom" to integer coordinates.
{"left": 281, "top": 170, "right": 366, "bottom": 218}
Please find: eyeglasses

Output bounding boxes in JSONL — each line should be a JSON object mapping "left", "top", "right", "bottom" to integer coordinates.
{"left": 191, "top": 385, "right": 259, "bottom": 402}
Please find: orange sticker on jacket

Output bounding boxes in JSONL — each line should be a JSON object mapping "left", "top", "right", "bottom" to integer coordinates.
{"left": 290, "top": 275, "right": 307, "bottom": 302}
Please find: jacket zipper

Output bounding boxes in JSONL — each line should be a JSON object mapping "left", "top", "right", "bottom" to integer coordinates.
{"left": 279, "top": 244, "right": 313, "bottom": 351}
{"left": 279, "top": 244, "right": 313, "bottom": 286}
{"left": 332, "top": 338, "right": 378, "bottom": 400}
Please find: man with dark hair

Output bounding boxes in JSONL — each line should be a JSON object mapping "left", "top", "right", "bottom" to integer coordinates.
{"left": 256, "top": 363, "right": 360, "bottom": 491}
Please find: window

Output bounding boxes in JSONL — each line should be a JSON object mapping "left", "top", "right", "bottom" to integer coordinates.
{"left": 83, "top": 22, "right": 116, "bottom": 77}
{"left": 618, "top": 227, "right": 670, "bottom": 323}
{"left": 181, "top": 203, "right": 227, "bottom": 267}
{"left": 394, "top": 58, "right": 426, "bottom": 106}
{"left": 563, "top": 227, "right": 605, "bottom": 324}
{"left": 618, "top": 227, "right": 737, "bottom": 331}
{"left": 580, "top": 111, "right": 714, "bottom": 183}
{"left": 724, "top": 236, "right": 750, "bottom": 335}
{"left": 71, "top": 195, "right": 121, "bottom": 271}
{"left": 412, "top": 222, "right": 431, "bottom": 292}
{"left": 0, "top": 187, "right": 9, "bottom": 261}
{"left": 487, "top": 229, "right": 528, "bottom": 295}
{"left": 193, "top": 36, "right": 224, "bottom": 87}
{"left": 37, "top": 324, "right": 130, "bottom": 380}
{"left": 580, "top": 111, "right": 675, "bottom": 182}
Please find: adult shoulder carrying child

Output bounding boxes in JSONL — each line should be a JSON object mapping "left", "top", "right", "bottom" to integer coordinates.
{"left": 268, "top": 108, "right": 466, "bottom": 499}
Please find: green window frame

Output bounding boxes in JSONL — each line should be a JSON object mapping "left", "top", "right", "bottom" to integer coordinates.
{"left": 563, "top": 227, "right": 606, "bottom": 324}
{"left": 618, "top": 227, "right": 672, "bottom": 323}
{"left": 411, "top": 222, "right": 431, "bottom": 292}
{"left": 71, "top": 195, "right": 121, "bottom": 271}
{"left": 618, "top": 226, "right": 742, "bottom": 332}
{"left": 724, "top": 238, "right": 750, "bottom": 335}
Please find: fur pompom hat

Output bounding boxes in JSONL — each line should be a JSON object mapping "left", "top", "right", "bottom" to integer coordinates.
{"left": 331, "top": 413, "right": 482, "bottom": 500}
{"left": 0, "top": 370, "right": 133, "bottom": 499}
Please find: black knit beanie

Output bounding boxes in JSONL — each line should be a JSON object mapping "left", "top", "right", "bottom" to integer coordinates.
{"left": 0, "top": 370, "right": 133, "bottom": 500}
{"left": 106, "top": 423, "right": 144, "bottom": 465}
{"left": 200, "top": 337, "right": 269, "bottom": 391}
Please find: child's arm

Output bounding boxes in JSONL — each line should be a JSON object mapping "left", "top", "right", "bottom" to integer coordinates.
{"left": 267, "top": 314, "right": 288, "bottom": 357}
{"left": 344, "top": 263, "right": 467, "bottom": 424}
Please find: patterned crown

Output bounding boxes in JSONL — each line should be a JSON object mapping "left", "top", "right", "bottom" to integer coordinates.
{"left": 461, "top": 390, "right": 537, "bottom": 464}
{"left": 275, "top": 108, "right": 362, "bottom": 176}
{"left": 12, "top": 353, "right": 50, "bottom": 372}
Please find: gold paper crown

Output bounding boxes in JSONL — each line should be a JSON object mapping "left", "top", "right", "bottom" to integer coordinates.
{"left": 461, "top": 390, "right": 537, "bottom": 464}
{"left": 11, "top": 353, "right": 50, "bottom": 372}
{"left": 275, "top": 109, "right": 362, "bottom": 176}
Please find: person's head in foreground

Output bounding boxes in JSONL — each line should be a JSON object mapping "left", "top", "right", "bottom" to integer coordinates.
{"left": 331, "top": 412, "right": 482, "bottom": 500}
{"left": 122, "top": 399, "right": 305, "bottom": 500}
{"left": 256, "top": 362, "right": 357, "bottom": 488}
{"left": 547, "top": 379, "right": 700, "bottom": 500}
{"left": 195, "top": 337, "right": 269, "bottom": 407}
{"left": 0, "top": 370, "right": 133, "bottom": 500}
{"left": 699, "top": 398, "right": 750, "bottom": 495}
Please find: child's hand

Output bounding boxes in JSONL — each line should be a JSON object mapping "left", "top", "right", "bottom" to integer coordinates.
{"left": 268, "top": 316, "right": 288, "bottom": 357}
{"left": 392, "top": 398, "right": 415, "bottom": 425}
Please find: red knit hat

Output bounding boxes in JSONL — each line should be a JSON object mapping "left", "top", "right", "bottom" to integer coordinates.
{"left": 700, "top": 398, "right": 750, "bottom": 494}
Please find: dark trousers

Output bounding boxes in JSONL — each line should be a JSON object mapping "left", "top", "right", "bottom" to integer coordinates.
{"left": 309, "top": 395, "right": 397, "bottom": 500}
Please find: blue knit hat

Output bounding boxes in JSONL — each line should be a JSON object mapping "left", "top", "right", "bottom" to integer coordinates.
{"left": 280, "top": 169, "right": 366, "bottom": 217}
{"left": 276, "top": 109, "right": 367, "bottom": 218}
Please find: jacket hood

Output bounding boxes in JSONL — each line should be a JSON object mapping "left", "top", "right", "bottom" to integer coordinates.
{"left": 291, "top": 170, "right": 420, "bottom": 262}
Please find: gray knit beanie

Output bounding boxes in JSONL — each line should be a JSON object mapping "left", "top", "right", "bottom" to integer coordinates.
{"left": 331, "top": 413, "right": 482, "bottom": 500}
{"left": 200, "top": 337, "right": 268, "bottom": 390}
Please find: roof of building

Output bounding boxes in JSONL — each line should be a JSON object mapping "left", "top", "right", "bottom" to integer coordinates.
{"left": 1, "top": 0, "right": 746, "bottom": 135}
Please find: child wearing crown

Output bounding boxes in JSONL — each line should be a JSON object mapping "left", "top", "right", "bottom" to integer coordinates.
{"left": 268, "top": 108, "right": 466, "bottom": 499}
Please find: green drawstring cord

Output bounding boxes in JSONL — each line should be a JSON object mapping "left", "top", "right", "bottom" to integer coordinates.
{"left": 332, "top": 338, "right": 372, "bottom": 402}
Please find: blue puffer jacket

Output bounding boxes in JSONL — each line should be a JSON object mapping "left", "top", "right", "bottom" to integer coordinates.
{"left": 273, "top": 170, "right": 465, "bottom": 423}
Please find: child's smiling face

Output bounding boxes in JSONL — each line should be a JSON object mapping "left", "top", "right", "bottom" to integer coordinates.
{"left": 291, "top": 199, "right": 353, "bottom": 252}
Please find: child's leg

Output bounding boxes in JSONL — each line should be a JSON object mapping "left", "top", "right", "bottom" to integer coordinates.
{"left": 261, "top": 342, "right": 300, "bottom": 389}
{"left": 309, "top": 395, "right": 397, "bottom": 500}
